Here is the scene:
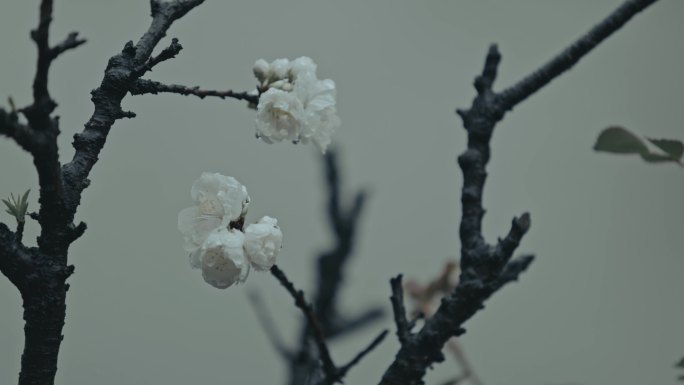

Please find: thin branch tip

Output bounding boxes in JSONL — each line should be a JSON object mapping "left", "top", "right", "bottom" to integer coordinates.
{"left": 499, "top": 0, "right": 661, "bottom": 109}
{"left": 338, "top": 329, "right": 389, "bottom": 376}
{"left": 474, "top": 44, "right": 501, "bottom": 93}
{"left": 389, "top": 275, "right": 411, "bottom": 345}
{"left": 516, "top": 212, "right": 531, "bottom": 231}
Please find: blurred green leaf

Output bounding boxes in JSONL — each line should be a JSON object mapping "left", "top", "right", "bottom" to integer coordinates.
{"left": 594, "top": 126, "right": 649, "bottom": 154}
{"left": 640, "top": 152, "right": 676, "bottom": 163}
{"left": 647, "top": 138, "right": 684, "bottom": 161}
{"left": 594, "top": 126, "right": 683, "bottom": 166}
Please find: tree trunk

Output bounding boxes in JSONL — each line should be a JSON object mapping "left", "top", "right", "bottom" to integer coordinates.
{"left": 19, "top": 281, "right": 67, "bottom": 385}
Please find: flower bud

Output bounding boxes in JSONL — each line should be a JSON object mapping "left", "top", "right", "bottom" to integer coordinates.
{"left": 253, "top": 59, "right": 270, "bottom": 82}
{"left": 270, "top": 58, "right": 290, "bottom": 80}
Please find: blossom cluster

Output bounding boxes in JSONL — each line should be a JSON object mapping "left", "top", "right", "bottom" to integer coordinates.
{"left": 252, "top": 57, "right": 340, "bottom": 153}
{"left": 178, "top": 173, "right": 283, "bottom": 289}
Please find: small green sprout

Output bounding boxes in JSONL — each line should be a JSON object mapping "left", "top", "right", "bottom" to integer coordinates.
{"left": 2, "top": 189, "right": 31, "bottom": 223}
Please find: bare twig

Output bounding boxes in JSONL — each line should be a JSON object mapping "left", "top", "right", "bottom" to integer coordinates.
{"left": 49, "top": 32, "right": 86, "bottom": 59}
{"left": 0, "top": 109, "right": 35, "bottom": 153}
{"left": 270, "top": 264, "right": 387, "bottom": 385}
{"left": 379, "top": 1, "right": 660, "bottom": 384}
{"left": 130, "top": 79, "right": 259, "bottom": 104}
{"left": 498, "top": 0, "right": 658, "bottom": 109}
{"left": 337, "top": 329, "right": 389, "bottom": 378}
{"left": 314, "top": 150, "right": 380, "bottom": 338}
{"left": 286, "top": 150, "right": 384, "bottom": 385}
{"left": 133, "top": 37, "right": 183, "bottom": 77}
{"left": 270, "top": 265, "right": 338, "bottom": 382}
{"left": 390, "top": 275, "right": 411, "bottom": 345}
{"left": 19, "top": 0, "right": 87, "bottom": 255}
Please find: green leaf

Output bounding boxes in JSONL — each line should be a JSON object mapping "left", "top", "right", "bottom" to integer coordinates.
{"left": 594, "top": 126, "right": 649, "bottom": 154}
{"left": 640, "top": 152, "right": 676, "bottom": 163}
{"left": 595, "top": 127, "right": 684, "bottom": 166}
{"left": 2, "top": 190, "right": 30, "bottom": 222}
{"left": 2, "top": 198, "right": 14, "bottom": 215}
{"left": 647, "top": 138, "right": 684, "bottom": 161}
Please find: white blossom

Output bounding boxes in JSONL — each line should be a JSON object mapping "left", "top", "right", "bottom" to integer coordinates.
{"left": 255, "top": 88, "right": 305, "bottom": 144}
{"left": 252, "top": 56, "right": 340, "bottom": 153}
{"left": 178, "top": 174, "right": 287, "bottom": 289}
{"left": 195, "top": 228, "right": 250, "bottom": 289}
{"left": 294, "top": 72, "right": 340, "bottom": 152}
{"left": 289, "top": 56, "right": 317, "bottom": 80}
{"left": 178, "top": 173, "right": 250, "bottom": 252}
{"left": 244, "top": 216, "right": 283, "bottom": 271}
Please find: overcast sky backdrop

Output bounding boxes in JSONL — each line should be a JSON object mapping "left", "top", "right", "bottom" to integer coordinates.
{"left": 1, "top": 1, "right": 683, "bottom": 384}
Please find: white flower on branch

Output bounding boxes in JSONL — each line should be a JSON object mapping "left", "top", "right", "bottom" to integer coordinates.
{"left": 255, "top": 88, "right": 306, "bottom": 144}
{"left": 293, "top": 71, "right": 340, "bottom": 153}
{"left": 177, "top": 173, "right": 250, "bottom": 253}
{"left": 253, "top": 56, "right": 340, "bottom": 153}
{"left": 193, "top": 228, "right": 250, "bottom": 289}
{"left": 244, "top": 216, "right": 283, "bottom": 271}
{"left": 179, "top": 173, "right": 284, "bottom": 288}
{"left": 289, "top": 56, "right": 317, "bottom": 80}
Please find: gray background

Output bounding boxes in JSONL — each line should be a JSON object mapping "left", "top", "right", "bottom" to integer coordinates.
{"left": 1, "top": 0, "right": 683, "bottom": 384}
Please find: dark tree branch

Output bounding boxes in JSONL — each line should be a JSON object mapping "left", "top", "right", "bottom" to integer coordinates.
{"left": 0, "top": 1, "right": 204, "bottom": 384}
{"left": 0, "top": 224, "right": 33, "bottom": 290}
{"left": 326, "top": 307, "right": 385, "bottom": 338}
{"left": 314, "top": 149, "right": 375, "bottom": 337}
{"left": 0, "top": 109, "right": 36, "bottom": 153}
{"left": 336, "top": 329, "right": 389, "bottom": 379}
{"left": 29, "top": 0, "right": 56, "bottom": 115}
{"left": 15, "top": 222, "right": 25, "bottom": 243}
{"left": 389, "top": 275, "right": 411, "bottom": 345}
{"left": 62, "top": 0, "right": 204, "bottom": 221}
{"left": 270, "top": 265, "right": 338, "bottom": 382}
{"left": 19, "top": 0, "right": 88, "bottom": 255}
{"left": 285, "top": 150, "right": 383, "bottom": 385}
{"left": 49, "top": 32, "right": 86, "bottom": 59}
{"left": 137, "top": 0, "right": 204, "bottom": 62}
{"left": 249, "top": 151, "right": 383, "bottom": 385}
{"left": 133, "top": 37, "right": 183, "bottom": 77}
{"left": 130, "top": 79, "right": 260, "bottom": 104}
{"left": 498, "top": 0, "right": 658, "bottom": 110}
{"left": 379, "top": 1, "right": 660, "bottom": 384}
{"left": 6, "top": 1, "right": 86, "bottom": 380}
{"left": 271, "top": 263, "right": 387, "bottom": 385}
